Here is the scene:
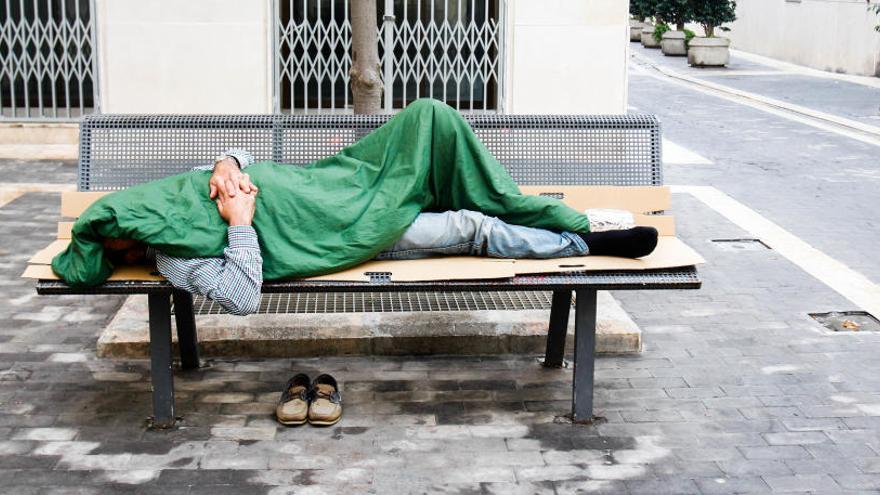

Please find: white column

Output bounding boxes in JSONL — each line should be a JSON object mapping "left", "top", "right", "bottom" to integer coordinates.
{"left": 503, "top": 0, "right": 629, "bottom": 114}
{"left": 96, "top": 0, "right": 273, "bottom": 113}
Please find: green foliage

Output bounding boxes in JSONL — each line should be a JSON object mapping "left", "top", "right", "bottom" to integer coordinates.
{"left": 655, "top": 0, "right": 693, "bottom": 30}
{"left": 653, "top": 22, "right": 670, "bottom": 43}
{"left": 871, "top": 3, "right": 880, "bottom": 33}
{"left": 690, "top": 0, "right": 737, "bottom": 38}
{"left": 630, "top": 0, "right": 654, "bottom": 22}
{"left": 684, "top": 28, "right": 696, "bottom": 48}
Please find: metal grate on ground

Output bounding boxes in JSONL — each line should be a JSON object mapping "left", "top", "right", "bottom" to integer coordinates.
{"left": 182, "top": 290, "right": 566, "bottom": 315}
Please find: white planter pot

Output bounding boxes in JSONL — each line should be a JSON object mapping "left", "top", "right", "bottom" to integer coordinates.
{"left": 688, "top": 37, "right": 731, "bottom": 67}
{"left": 641, "top": 26, "right": 660, "bottom": 48}
{"left": 660, "top": 30, "right": 687, "bottom": 56}
{"left": 630, "top": 20, "right": 643, "bottom": 42}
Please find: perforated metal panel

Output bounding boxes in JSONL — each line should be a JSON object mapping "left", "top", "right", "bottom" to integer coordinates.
{"left": 186, "top": 290, "right": 560, "bottom": 315}
{"left": 78, "top": 113, "right": 662, "bottom": 191}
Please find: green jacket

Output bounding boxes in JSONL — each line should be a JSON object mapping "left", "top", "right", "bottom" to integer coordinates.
{"left": 52, "top": 99, "right": 590, "bottom": 287}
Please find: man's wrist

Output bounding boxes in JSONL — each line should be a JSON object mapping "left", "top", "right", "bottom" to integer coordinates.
{"left": 228, "top": 216, "right": 252, "bottom": 227}
{"left": 214, "top": 157, "right": 239, "bottom": 171}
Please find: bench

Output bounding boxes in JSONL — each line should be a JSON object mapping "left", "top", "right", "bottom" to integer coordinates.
{"left": 33, "top": 112, "right": 701, "bottom": 428}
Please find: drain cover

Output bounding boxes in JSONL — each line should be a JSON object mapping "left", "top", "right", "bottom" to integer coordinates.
{"left": 712, "top": 238, "right": 770, "bottom": 251}
{"left": 810, "top": 311, "right": 880, "bottom": 332}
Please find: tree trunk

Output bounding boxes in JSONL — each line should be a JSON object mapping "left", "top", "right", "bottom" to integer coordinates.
{"left": 350, "top": 0, "right": 383, "bottom": 114}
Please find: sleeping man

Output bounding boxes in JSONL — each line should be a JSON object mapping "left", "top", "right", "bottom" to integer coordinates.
{"left": 61, "top": 99, "right": 659, "bottom": 316}
{"left": 104, "top": 146, "right": 657, "bottom": 316}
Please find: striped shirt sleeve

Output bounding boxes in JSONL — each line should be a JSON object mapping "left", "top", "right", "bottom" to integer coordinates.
{"left": 154, "top": 226, "right": 263, "bottom": 316}
{"left": 192, "top": 148, "right": 256, "bottom": 171}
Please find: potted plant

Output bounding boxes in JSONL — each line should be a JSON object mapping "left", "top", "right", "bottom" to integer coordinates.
{"left": 869, "top": 2, "right": 879, "bottom": 32}
{"left": 688, "top": 0, "right": 737, "bottom": 67}
{"left": 640, "top": 0, "right": 661, "bottom": 48}
{"left": 630, "top": 0, "right": 651, "bottom": 41}
{"left": 655, "top": 0, "right": 693, "bottom": 56}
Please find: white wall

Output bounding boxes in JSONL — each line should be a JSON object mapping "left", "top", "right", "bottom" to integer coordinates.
{"left": 96, "top": 0, "right": 273, "bottom": 113}
{"left": 729, "top": 0, "right": 880, "bottom": 76}
{"left": 96, "top": 0, "right": 629, "bottom": 114}
{"left": 503, "top": 0, "right": 629, "bottom": 114}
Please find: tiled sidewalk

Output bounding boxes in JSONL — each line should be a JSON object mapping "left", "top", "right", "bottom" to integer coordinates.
{"left": 3, "top": 182, "right": 880, "bottom": 493}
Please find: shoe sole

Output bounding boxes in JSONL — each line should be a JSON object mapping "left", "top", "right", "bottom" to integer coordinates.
{"left": 277, "top": 417, "right": 308, "bottom": 426}
{"left": 308, "top": 416, "right": 342, "bottom": 426}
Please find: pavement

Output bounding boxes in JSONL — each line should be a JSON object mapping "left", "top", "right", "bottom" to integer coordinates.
{"left": 1, "top": 49, "right": 880, "bottom": 493}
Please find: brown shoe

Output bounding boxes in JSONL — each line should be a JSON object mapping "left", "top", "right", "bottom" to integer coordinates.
{"left": 275, "top": 373, "right": 310, "bottom": 426}
{"left": 308, "top": 374, "right": 342, "bottom": 426}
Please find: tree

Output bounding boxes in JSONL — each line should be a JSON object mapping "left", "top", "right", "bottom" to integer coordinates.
{"left": 655, "top": 0, "right": 693, "bottom": 31}
{"left": 690, "top": 0, "right": 737, "bottom": 38}
{"left": 350, "top": 0, "right": 383, "bottom": 114}
{"left": 630, "top": 0, "right": 655, "bottom": 22}
{"left": 871, "top": 2, "right": 880, "bottom": 32}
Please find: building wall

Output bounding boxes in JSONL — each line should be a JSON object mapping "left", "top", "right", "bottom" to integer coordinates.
{"left": 503, "top": 0, "right": 629, "bottom": 114}
{"left": 728, "top": 0, "right": 880, "bottom": 77}
{"left": 96, "top": 0, "right": 273, "bottom": 114}
{"left": 97, "top": 0, "right": 629, "bottom": 115}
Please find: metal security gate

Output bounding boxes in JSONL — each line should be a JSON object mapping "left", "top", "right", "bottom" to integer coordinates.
{"left": 0, "top": 0, "right": 98, "bottom": 120}
{"left": 274, "top": 0, "right": 504, "bottom": 114}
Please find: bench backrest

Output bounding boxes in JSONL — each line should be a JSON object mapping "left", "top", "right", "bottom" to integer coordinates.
{"left": 77, "top": 114, "right": 662, "bottom": 191}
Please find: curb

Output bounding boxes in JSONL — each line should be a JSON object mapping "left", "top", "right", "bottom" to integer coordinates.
{"left": 98, "top": 292, "right": 642, "bottom": 359}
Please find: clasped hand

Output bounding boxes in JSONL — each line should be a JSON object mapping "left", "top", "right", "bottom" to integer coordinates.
{"left": 210, "top": 158, "right": 258, "bottom": 226}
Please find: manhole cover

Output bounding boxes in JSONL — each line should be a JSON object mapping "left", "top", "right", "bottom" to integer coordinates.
{"left": 711, "top": 238, "right": 770, "bottom": 252}
{"left": 810, "top": 311, "right": 880, "bottom": 333}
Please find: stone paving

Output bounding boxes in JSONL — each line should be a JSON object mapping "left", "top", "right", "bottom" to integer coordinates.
{"left": 631, "top": 43, "right": 880, "bottom": 127}
{"left": 630, "top": 45, "right": 880, "bottom": 285}
{"left": 2, "top": 56, "right": 880, "bottom": 493}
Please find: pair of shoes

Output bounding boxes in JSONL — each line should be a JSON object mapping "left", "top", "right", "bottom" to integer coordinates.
{"left": 275, "top": 373, "right": 342, "bottom": 426}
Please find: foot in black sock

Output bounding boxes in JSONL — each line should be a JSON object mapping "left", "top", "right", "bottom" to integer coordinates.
{"left": 578, "top": 226, "right": 659, "bottom": 259}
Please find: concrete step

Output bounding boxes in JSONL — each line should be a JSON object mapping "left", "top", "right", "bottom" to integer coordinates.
{"left": 0, "top": 123, "right": 79, "bottom": 160}
{"left": 98, "top": 291, "right": 641, "bottom": 359}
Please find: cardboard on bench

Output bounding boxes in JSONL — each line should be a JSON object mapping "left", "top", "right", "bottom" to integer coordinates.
{"left": 24, "top": 186, "right": 704, "bottom": 283}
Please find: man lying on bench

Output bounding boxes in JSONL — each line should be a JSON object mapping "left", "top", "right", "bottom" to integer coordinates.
{"left": 103, "top": 151, "right": 657, "bottom": 317}
{"left": 57, "top": 99, "right": 659, "bottom": 316}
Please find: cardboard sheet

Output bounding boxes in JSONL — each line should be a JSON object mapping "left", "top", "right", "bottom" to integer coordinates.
{"left": 23, "top": 237, "right": 703, "bottom": 282}
{"left": 28, "top": 239, "right": 69, "bottom": 264}
{"left": 23, "top": 264, "right": 165, "bottom": 282}
{"left": 61, "top": 191, "right": 108, "bottom": 217}
{"left": 519, "top": 186, "right": 670, "bottom": 213}
{"left": 58, "top": 222, "right": 74, "bottom": 239}
{"left": 60, "top": 186, "right": 670, "bottom": 218}
{"left": 29, "top": 185, "right": 701, "bottom": 284}
{"left": 304, "top": 257, "right": 517, "bottom": 282}
{"left": 511, "top": 237, "right": 704, "bottom": 275}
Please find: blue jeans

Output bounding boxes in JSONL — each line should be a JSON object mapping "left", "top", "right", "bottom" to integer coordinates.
{"left": 374, "top": 210, "right": 589, "bottom": 260}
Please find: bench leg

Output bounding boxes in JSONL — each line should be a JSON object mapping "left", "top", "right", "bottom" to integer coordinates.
{"left": 572, "top": 289, "right": 598, "bottom": 423}
{"left": 543, "top": 290, "right": 571, "bottom": 368}
{"left": 172, "top": 289, "right": 201, "bottom": 370}
{"left": 148, "top": 293, "right": 176, "bottom": 428}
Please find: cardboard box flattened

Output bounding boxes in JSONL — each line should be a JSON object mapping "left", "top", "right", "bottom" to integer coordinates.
{"left": 512, "top": 237, "right": 705, "bottom": 275}
{"left": 27, "top": 186, "right": 702, "bottom": 284}
{"left": 304, "top": 256, "right": 517, "bottom": 282}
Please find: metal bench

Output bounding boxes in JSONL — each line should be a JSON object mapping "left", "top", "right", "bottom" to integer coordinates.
{"left": 35, "top": 113, "right": 701, "bottom": 428}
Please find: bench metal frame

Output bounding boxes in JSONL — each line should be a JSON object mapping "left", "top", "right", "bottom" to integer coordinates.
{"left": 36, "top": 112, "right": 700, "bottom": 428}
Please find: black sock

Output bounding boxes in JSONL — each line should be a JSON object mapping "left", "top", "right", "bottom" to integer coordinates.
{"left": 578, "top": 226, "right": 659, "bottom": 259}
